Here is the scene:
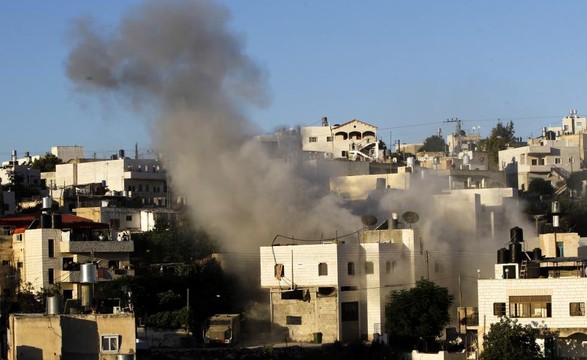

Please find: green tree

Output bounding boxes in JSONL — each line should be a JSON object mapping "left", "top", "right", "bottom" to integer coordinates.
{"left": 478, "top": 120, "right": 516, "bottom": 170}
{"left": 32, "top": 153, "right": 63, "bottom": 172}
{"left": 566, "top": 170, "right": 587, "bottom": 195}
{"left": 385, "top": 279, "right": 454, "bottom": 352}
{"left": 480, "top": 317, "right": 543, "bottom": 360}
{"left": 527, "top": 178, "right": 554, "bottom": 196}
{"left": 418, "top": 135, "right": 446, "bottom": 153}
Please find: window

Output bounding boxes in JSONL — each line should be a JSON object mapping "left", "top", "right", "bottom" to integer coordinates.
{"left": 347, "top": 262, "right": 355, "bottom": 276}
{"left": 138, "top": 184, "right": 143, "bottom": 192}
{"left": 286, "top": 316, "right": 302, "bottom": 325}
{"left": 2, "top": 227, "right": 10, "bottom": 236}
{"left": 385, "top": 261, "right": 391, "bottom": 274}
{"left": 365, "top": 261, "right": 374, "bottom": 274}
{"left": 341, "top": 286, "right": 358, "bottom": 291}
{"left": 281, "top": 289, "right": 304, "bottom": 300}
{"left": 15, "top": 234, "right": 22, "bottom": 242}
{"left": 493, "top": 302, "right": 506, "bottom": 316}
{"left": 48, "top": 239, "right": 54, "bottom": 258}
{"left": 309, "top": 137, "right": 317, "bottom": 143}
{"left": 1, "top": 260, "right": 9, "bottom": 266}
{"left": 17, "top": 262, "right": 22, "bottom": 269}
{"left": 531, "top": 159, "right": 538, "bottom": 165}
{"left": 570, "top": 302, "right": 585, "bottom": 316}
{"left": 326, "top": 136, "right": 333, "bottom": 142}
{"left": 318, "top": 262, "right": 328, "bottom": 276}
{"left": 274, "top": 264, "right": 284, "bottom": 280}
{"left": 555, "top": 158, "right": 561, "bottom": 164}
{"left": 101, "top": 335, "right": 120, "bottom": 352}
{"left": 509, "top": 295, "right": 551, "bottom": 318}
{"left": 48, "top": 269, "right": 54, "bottom": 285}
{"left": 126, "top": 215, "right": 132, "bottom": 221}
{"left": 341, "top": 301, "right": 359, "bottom": 322}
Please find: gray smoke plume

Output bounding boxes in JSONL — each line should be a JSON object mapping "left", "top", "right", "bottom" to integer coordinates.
{"left": 374, "top": 173, "right": 534, "bottom": 307}
{"left": 66, "top": 0, "right": 361, "bottom": 253}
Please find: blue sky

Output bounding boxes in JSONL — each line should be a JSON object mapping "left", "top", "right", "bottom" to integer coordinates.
{"left": 1, "top": 1, "right": 586, "bottom": 159}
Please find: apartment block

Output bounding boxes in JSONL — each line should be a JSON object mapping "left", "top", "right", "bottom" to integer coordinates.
{"left": 260, "top": 225, "right": 425, "bottom": 343}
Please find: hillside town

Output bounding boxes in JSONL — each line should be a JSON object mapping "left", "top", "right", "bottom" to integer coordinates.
{"left": 1, "top": 110, "right": 587, "bottom": 359}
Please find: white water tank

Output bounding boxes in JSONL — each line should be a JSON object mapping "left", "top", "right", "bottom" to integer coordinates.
{"left": 42, "top": 197, "right": 52, "bottom": 210}
{"left": 406, "top": 157, "right": 415, "bottom": 168}
{"left": 463, "top": 154, "right": 470, "bottom": 165}
{"left": 47, "top": 296, "right": 60, "bottom": 315}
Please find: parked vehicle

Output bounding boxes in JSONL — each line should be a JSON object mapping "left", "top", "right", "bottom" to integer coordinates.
{"left": 203, "top": 314, "right": 240, "bottom": 346}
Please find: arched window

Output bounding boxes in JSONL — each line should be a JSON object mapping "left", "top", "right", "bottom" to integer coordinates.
{"left": 318, "top": 262, "right": 328, "bottom": 276}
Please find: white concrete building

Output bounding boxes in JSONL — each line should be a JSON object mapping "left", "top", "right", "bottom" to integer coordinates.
{"left": 478, "top": 230, "right": 587, "bottom": 358}
{"left": 498, "top": 142, "right": 581, "bottom": 191}
{"left": 50, "top": 158, "right": 168, "bottom": 208}
{"left": 2, "top": 214, "right": 134, "bottom": 300}
{"left": 75, "top": 206, "right": 180, "bottom": 232}
{"left": 260, "top": 225, "right": 427, "bottom": 343}
{"left": 301, "top": 118, "right": 382, "bottom": 161}
{"left": 51, "top": 145, "right": 85, "bottom": 163}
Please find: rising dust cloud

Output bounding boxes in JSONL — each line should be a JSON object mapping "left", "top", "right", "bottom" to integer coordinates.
{"left": 66, "top": 0, "right": 361, "bottom": 254}
{"left": 66, "top": 0, "right": 534, "bottom": 308}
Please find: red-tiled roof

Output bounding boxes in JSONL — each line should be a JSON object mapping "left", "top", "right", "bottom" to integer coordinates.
{"left": 0, "top": 214, "right": 109, "bottom": 229}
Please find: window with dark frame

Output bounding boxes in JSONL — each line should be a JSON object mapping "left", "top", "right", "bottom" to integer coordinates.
{"left": 318, "top": 262, "right": 328, "bottom": 276}
{"left": 286, "top": 316, "right": 302, "bottom": 325}
{"left": 493, "top": 302, "right": 506, "bottom": 316}
{"left": 347, "top": 262, "right": 355, "bottom": 276}
{"left": 101, "top": 335, "right": 120, "bottom": 352}
{"left": 570, "top": 302, "right": 585, "bottom": 316}
{"left": 509, "top": 295, "right": 551, "bottom": 318}
{"left": 365, "top": 261, "right": 374, "bottom": 274}
{"left": 309, "top": 137, "right": 317, "bottom": 143}
{"left": 48, "top": 268, "right": 54, "bottom": 285}
{"left": 48, "top": 239, "right": 54, "bottom": 258}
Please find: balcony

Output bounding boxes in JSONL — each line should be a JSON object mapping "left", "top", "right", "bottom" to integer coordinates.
{"left": 61, "top": 240, "right": 134, "bottom": 253}
{"left": 517, "top": 164, "right": 552, "bottom": 173}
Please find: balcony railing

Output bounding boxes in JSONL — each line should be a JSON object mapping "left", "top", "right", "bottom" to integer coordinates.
{"left": 61, "top": 240, "right": 134, "bottom": 253}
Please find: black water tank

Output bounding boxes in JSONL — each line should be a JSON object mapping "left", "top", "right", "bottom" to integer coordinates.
{"left": 497, "top": 248, "right": 510, "bottom": 264}
{"left": 533, "top": 247, "right": 543, "bottom": 260}
{"left": 509, "top": 242, "right": 522, "bottom": 263}
{"left": 39, "top": 214, "right": 51, "bottom": 229}
{"left": 510, "top": 227, "right": 524, "bottom": 243}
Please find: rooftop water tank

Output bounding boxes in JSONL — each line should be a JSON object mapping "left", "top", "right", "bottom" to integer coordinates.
{"left": 80, "top": 263, "right": 97, "bottom": 284}
{"left": 46, "top": 296, "right": 60, "bottom": 315}
{"left": 510, "top": 227, "right": 524, "bottom": 243}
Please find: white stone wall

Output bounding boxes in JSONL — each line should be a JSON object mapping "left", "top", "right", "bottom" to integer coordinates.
{"left": 478, "top": 277, "right": 587, "bottom": 351}
{"left": 330, "top": 173, "right": 411, "bottom": 201}
{"left": 22, "top": 228, "right": 61, "bottom": 291}
{"left": 261, "top": 230, "right": 421, "bottom": 342}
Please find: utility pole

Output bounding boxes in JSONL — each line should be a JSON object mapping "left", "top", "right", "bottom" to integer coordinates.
{"left": 444, "top": 118, "right": 462, "bottom": 155}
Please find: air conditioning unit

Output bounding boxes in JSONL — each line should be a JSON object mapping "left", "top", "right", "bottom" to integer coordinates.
{"left": 113, "top": 306, "right": 122, "bottom": 314}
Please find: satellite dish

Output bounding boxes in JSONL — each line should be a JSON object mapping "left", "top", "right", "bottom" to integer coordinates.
{"left": 402, "top": 211, "right": 420, "bottom": 224}
{"left": 361, "top": 214, "right": 378, "bottom": 226}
